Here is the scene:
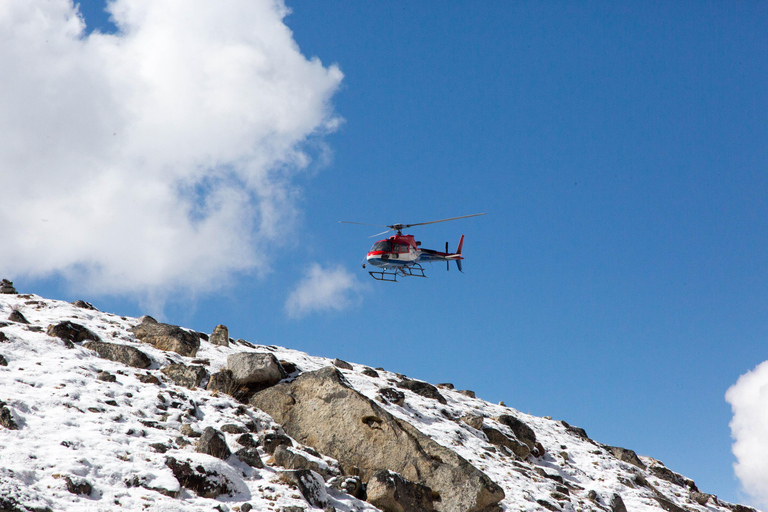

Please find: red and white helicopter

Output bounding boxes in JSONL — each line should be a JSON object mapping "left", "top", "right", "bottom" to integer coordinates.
{"left": 340, "top": 213, "right": 485, "bottom": 281}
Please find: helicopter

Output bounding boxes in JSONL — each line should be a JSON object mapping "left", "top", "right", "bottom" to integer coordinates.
{"left": 339, "top": 213, "right": 485, "bottom": 281}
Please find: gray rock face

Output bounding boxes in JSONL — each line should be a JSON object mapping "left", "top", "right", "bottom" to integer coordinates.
{"left": 460, "top": 414, "right": 484, "bottom": 430}
{"left": 8, "top": 310, "right": 29, "bottom": 324}
{"left": 333, "top": 358, "right": 353, "bottom": 370}
{"left": 250, "top": 366, "right": 505, "bottom": 512}
{"left": 196, "top": 427, "right": 231, "bottom": 460}
{"left": 396, "top": 378, "right": 447, "bottom": 404}
{"left": 164, "top": 456, "right": 234, "bottom": 498}
{"left": 482, "top": 427, "right": 529, "bottom": 459}
{"left": 0, "top": 402, "right": 18, "bottom": 430}
{"left": 227, "top": 352, "right": 286, "bottom": 386}
{"left": 161, "top": 363, "right": 208, "bottom": 389}
{"left": 0, "top": 279, "right": 17, "bottom": 294}
{"left": 209, "top": 325, "right": 229, "bottom": 347}
{"left": 278, "top": 469, "right": 328, "bottom": 509}
{"left": 83, "top": 341, "right": 152, "bottom": 369}
{"left": 235, "top": 447, "right": 264, "bottom": 468}
{"left": 274, "top": 445, "right": 332, "bottom": 478}
{"left": 130, "top": 316, "right": 200, "bottom": 357}
{"left": 367, "top": 470, "right": 435, "bottom": 512}
{"left": 605, "top": 445, "right": 646, "bottom": 469}
{"left": 496, "top": 415, "right": 537, "bottom": 451}
{"left": 47, "top": 321, "right": 100, "bottom": 345}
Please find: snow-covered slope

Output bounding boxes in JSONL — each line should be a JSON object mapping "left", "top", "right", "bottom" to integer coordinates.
{"left": 0, "top": 291, "right": 756, "bottom": 512}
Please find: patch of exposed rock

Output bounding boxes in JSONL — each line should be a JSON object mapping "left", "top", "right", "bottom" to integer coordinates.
{"left": 250, "top": 366, "right": 505, "bottom": 512}
{"left": 196, "top": 427, "right": 231, "bottom": 459}
{"left": 209, "top": 324, "right": 229, "bottom": 347}
{"left": 164, "top": 456, "right": 234, "bottom": 498}
{"left": 47, "top": 321, "right": 100, "bottom": 345}
{"left": 367, "top": 469, "right": 435, "bottom": 512}
{"left": 130, "top": 316, "right": 200, "bottom": 357}
{"left": 227, "top": 352, "right": 286, "bottom": 387}
{"left": 83, "top": 341, "right": 152, "bottom": 369}
{"left": 161, "top": 363, "right": 208, "bottom": 389}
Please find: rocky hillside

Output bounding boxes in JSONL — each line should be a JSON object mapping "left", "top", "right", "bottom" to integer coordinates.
{"left": 0, "top": 283, "right": 757, "bottom": 512}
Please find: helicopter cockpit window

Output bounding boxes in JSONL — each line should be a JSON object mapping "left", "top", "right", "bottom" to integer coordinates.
{"left": 399, "top": 244, "right": 409, "bottom": 253}
{"left": 371, "top": 241, "right": 393, "bottom": 252}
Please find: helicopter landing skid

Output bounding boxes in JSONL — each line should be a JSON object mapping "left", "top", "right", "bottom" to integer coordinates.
{"left": 368, "top": 264, "right": 427, "bottom": 282}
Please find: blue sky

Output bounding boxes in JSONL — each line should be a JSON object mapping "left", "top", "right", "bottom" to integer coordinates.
{"left": 6, "top": 0, "right": 768, "bottom": 505}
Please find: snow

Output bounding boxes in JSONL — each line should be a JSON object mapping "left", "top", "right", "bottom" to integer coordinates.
{"left": 0, "top": 292, "right": 757, "bottom": 512}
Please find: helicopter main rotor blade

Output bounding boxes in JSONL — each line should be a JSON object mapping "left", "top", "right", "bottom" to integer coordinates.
{"left": 339, "top": 221, "right": 391, "bottom": 228}
{"left": 368, "top": 228, "right": 393, "bottom": 238}
{"left": 401, "top": 213, "right": 486, "bottom": 229}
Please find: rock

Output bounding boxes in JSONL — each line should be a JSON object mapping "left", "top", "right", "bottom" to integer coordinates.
{"left": 180, "top": 424, "right": 201, "bottom": 438}
{"left": 278, "top": 469, "right": 328, "bottom": 509}
{"left": 436, "top": 383, "right": 454, "bottom": 389}
{"left": 0, "top": 279, "right": 17, "bottom": 294}
{"left": 329, "top": 475, "right": 366, "bottom": 500}
{"left": 0, "top": 404, "right": 19, "bottom": 429}
{"left": 237, "top": 433, "right": 257, "bottom": 447}
{"left": 362, "top": 367, "right": 379, "bottom": 378}
{"left": 71, "top": 300, "right": 97, "bottom": 310}
{"left": 260, "top": 432, "right": 292, "bottom": 455}
{"left": 367, "top": 470, "right": 435, "bottom": 512}
{"left": 209, "top": 325, "right": 229, "bottom": 347}
{"left": 130, "top": 316, "right": 200, "bottom": 357}
{"left": 691, "top": 492, "right": 714, "bottom": 505}
{"left": 0, "top": 355, "right": 7, "bottom": 367}
{"left": 96, "top": 370, "right": 116, "bottom": 382}
{"left": 396, "top": 378, "right": 447, "bottom": 404}
{"left": 274, "top": 445, "right": 331, "bottom": 477}
{"left": 138, "top": 373, "right": 161, "bottom": 385}
{"left": 161, "top": 363, "right": 207, "bottom": 389}
{"left": 378, "top": 387, "right": 405, "bottom": 406}
{"left": 610, "top": 493, "right": 627, "bottom": 512}
{"left": 250, "top": 366, "right": 505, "bottom": 512}
{"left": 63, "top": 476, "right": 92, "bottom": 496}
{"left": 83, "top": 341, "right": 152, "bottom": 369}
{"left": 0, "top": 331, "right": 7, "bottom": 342}
{"left": 227, "top": 352, "right": 286, "bottom": 387}
{"left": 8, "top": 310, "right": 28, "bottom": 324}
{"left": 460, "top": 414, "right": 484, "bottom": 430}
{"left": 649, "top": 462, "right": 697, "bottom": 490}
{"left": 561, "top": 421, "right": 589, "bottom": 440}
{"left": 332, "top": 358, "right": 353, "bottom": 370}
{"left": 207, "top": 369, "right": 238, "bottom": 394}
{"left": 457, "top": 390, "right": 476, "bottom": 398}
{"left": 164, "top": 456, "right": 234, "bottom": 498}
{"left": 496, "top": 415, "right": 537, "bottom": 451}
{"left": 482, "top": 427, "right": 529, "bottom": 459}
{"left": 235, "top": 447, "right": 264, "bottom": 468}
{"left": 196, "top": 427, "right": 231, "bottom": 460}
{"left": 605, "top": 445, "right": 646, "bottom": 469}
{"left": 280, "top": 360, "right": 299, "bottom": 375}
{"left": 221, "top": 423, "right": 247, "bottom": 434}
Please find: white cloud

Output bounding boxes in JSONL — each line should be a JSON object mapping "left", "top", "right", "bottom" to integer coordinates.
{"left": 285, "top": 263, "right": 364, "bottom": 318}
{"left": 726, "top": 360, "right": 768, "bottom": 508}
{"left": 0, "top": 0, "right": 342, "bottom": 308}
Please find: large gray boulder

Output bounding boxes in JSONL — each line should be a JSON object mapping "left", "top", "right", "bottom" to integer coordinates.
{"left": 83, "top": 341, "right": 152, "bottom": 369}
{"left": 47, "top": 321, "right": 99, "bottom": 344}
{"left": 161, "top": 363, "right": 208, "bottom": 389}
{"left": 130, "top": 316, "right": 200, "bottom": 357}
{"left": 209, "top": 324, "right": 229, "bottom": 347}
{"left": 367, "top": 470, "right": 435, "bottom": 512}
{"left": 227, "top": 352, "right": 286, "bottom": 387}
{"left": 250, "top": 366, "right": 504, "bottom": 512}
{"left": 496, "top": 415, "right": 537, "bottom": 451}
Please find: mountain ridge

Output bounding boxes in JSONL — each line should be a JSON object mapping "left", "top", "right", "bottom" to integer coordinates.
{"left": 0, "top": 284, "right": 757, "bottom": 512}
